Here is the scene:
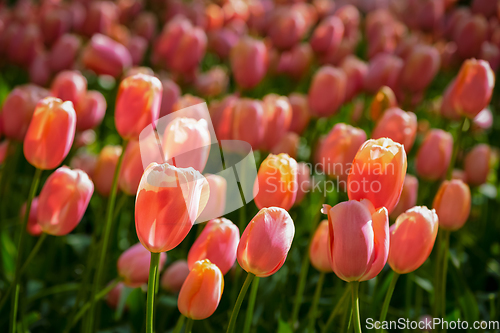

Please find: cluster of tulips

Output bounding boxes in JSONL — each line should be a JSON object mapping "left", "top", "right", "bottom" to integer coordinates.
{"left": 0, "top": 0, "right": 499, "bottom": 332}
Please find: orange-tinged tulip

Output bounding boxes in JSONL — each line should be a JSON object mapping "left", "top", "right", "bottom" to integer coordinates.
{"left": 308, "top": 66, "right": 346, "bottom": 117}
{"left": 119, "top": 140, "right": 143, "bottom": 195}
{"left": 135, "top": 162, "right": 210, "bottom": 253}
{"left": 288, "top": 93, "right": 310, "bottom": 135}
{"left": 347, "top": 138, "right": 407, "bottom": 214}
{"left": 271, "top": 132, "right": 300, "bottom": 159}
{"left": 50, "top": 70, "right": 87, "bottom": 112}
{"left": 197, "top": 174, "right": 227, "bottom": 222}
{"left": 21, "top": 197, "right": 42, "bottom": 237}
{"left": 261, "top": 94, "right": 292, "bottom": 151}
{"left": 117, "top": 242, "right": 167, "bottom": 287}
{"left": 369, "top": 86, "right": 397, "bottom": 121}
{"left": 115, "top": 74, "right": 162, "bottom": 140}
{"left": 464, "top": 144, "right": 491, "bottom": 186}
{"left": 77, "top": 90, "right": 106, "bottom": 131}
{"left": 225, "top": 98, "right": 265, "bottom": 150}
{"left": 390, "top": 174, "right": 418, "bottom": 219}
{"left": 388, "top": 206, "right": 439, "bottom": 274}
{"left": 237, "top": 207, "right": 295, "bottom": 277}
{"left": 254, "top": 153, "right": 298, "bottom": 210}
{"left": 177, "top": 259, "right": 224, "bottom": 320}
{"left": 372, "top": 108, "right": 417, "bottom": 152}
{"left": 188, "top": 218, "right": 239, "bottom": 275}
{"left": 433, "top": 179, "right": 471, "bottom": 231}
{"left": 316, "top": 123, "right": 367, "bottom": 181}
{"left": 94, "top": 145, "right": 122, "bottom": 196}
{"left": 324, "top": 199, "right": 389, "bottom": 282}
{"left": 162, "top": 117, "right": 211, "bottom": 173}
{"left": 161, "top": 260, "right": 190, "bottom": 293}
{"left": 23, "top": 97, "right": 76, "bottom": 170}
{"left": 309, "top": 220, "right": 332, "bottom": 273}
{"left": 37, "top": 166, "right": 94, "bottom": 236}
{"left": 416, "top": 129, "right": 453, "bottom": 181}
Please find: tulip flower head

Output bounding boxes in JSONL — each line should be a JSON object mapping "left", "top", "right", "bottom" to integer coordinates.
{"left": 188, "top": 218, "right": 239, "bottom": 275}
{"left": 197, "top": 174, "right": 227, "bottom": 222}
{"left": 433, "top": 180, "right": 471, "bottom": 231}
{"left": 237, "top": 207, "right": 295, "bottom": 278}
{"left": 21, "top": 197, "right": 42, "bottom": 236}
{"left": 117, "top": 242, "right": 167, "bottom": 287}
{"left": 416, "top": 129, "right": 453, "bottom": 181}
{"left": 372, "top": 108, "right": 417, "bottom": 153}
{"left": 37, "top": 166, "right": 94, "bottom": 236}
{"left": 309, "top": 220, "right": 332, "bottom": 273}
{"left": 135, "top": 162, "right": 210, "bottom": 253}
{"left": 308, "top": 66, "right": 347, "bottom": 117}
{"left": 178, "top": 259, "right": 224, "bottom": 320}
{"left": 347, "top": 138, "right": 407, "bottom": 214}
{"left": 390, "top": 174, "right": 419, "bottom": 219}
{"left": 369, "top": 86, "right": 397, "bottom": 121}
{"left": 388, "top": 206, "right": 439, "bottom": 274}
{"left": 94, "top": 145, "right": 123, "bottom": 196}
{"left": 23, "top": 97, "right": 76, "bottom": 170}
{"left": 161, "top": 260, "right": 190, "bottom": 293}
{"left": 464, "top": 144, "right": 491, "bottom": 186}
{"left": 324, "top": 199, "right": 389, "bottom": 282}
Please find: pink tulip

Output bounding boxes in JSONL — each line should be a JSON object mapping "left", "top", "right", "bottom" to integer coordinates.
{"left": 416, "top": 129, "right": 453, "bottom": 181}
{"left": 188, "top": 218, "right": 239, "bottom": 275}
{"left": 159, "top": 78, "right": 181, "bottom": 118}
{"left": 195, "top": 66, "right": 229, "bottom": 97}
{"left": 388, "top": 206, "right": 439, "bottom": 274}
{"left": 472, "top": 0, "right": 498, "bottom": 17}
{"left": 323, "top": 199, "right": 389, "bottom": 282}
{"left": 288, "top": 93, "right": 310, "bottom": 135}
{"left": 308, "top": 66, "right": 346, "bottom": 117}
{"left": 106, "top": 282, "right": 126, "bottom": 309}
{"left": 40, "top": 6, "right": 70, "bottom": 45}
{"left": 309, "top": 220, "right": 332, "bottom": 273}
{"left": 93, "top": 145, "right": 123, "bottom": 196}
{"left": 261, "top": 94, "right": 292, "bottom": 151}
{"left": 400, "top": 45, "right": 441, "bottom": 93}
{"left": 237, "top": 207, "right": 295, "bottom": 277}
{"left": 207, "top": 28, "right": 240, "bottom": 59}
{"left": 21, "top": 197, "right": 42, "bottom": 237}
{"left": 310, "top": 16, "right": 344, "bottom": 55}
{"left": 161, "top": 260, "right": 190, "bottom": 293}
{"left": 340, "top": 55, "right": 368, "bottom": 102}
{"left": 70, "top": 150, "right": 98, "bottom": 180}
{"left": 29, "top": 52, "right": 51, "bottom": 86}
{"left": 464, "top": 144, "right": 491, "bottom": 186}
{"left": 117, "top": 242, "right": 167, "bottom": 287}
{"left": 335, "top": 4, "right": 360, "bottom": 39}
{"left": 81, "top": 1, "right": 118, "bottom": 37}
{"left": 82, "top": 33, "right": 132, "bottom": 78}
{"left": 50, "top": 70, "right": 88, "bottom": 112}
{"left": 23, "top": 97, "right": 76, "bottom": 170}
{"left": 453, "top": 15, "right": 487, "bottom": 59}
{"left": 268, "top": 6, "right": 308, "bottom": 50}
{"left": 479, "top": 41, "right": 500, "bottom": 71}
{"left": 433, "top": 179, "right": 471, "bottom": 231}
{"left": 197, "top": 174, "right": 227, "bottom": 223}
{"left": 390, "top": 174, "right": 419, "bottom": 219}
{"left": 364, "top": 53, "right": 404, "bottom": 94}
{"left": 127, "top": 35, "right": 147, "bottom": 66}
{"left": 37, "top": 166, "right": 94, "bottom": 236}
{"left": 49, "top": 34, "right": 81, "bottom": 72}
{"left": 118, "top": 140, "right": 143, "bottom": 195}
{"left": 230, "top": 36, "right": 268, "bottom": 89}
{"left": 371, "top": 108, "right": 418, "bottom": 152}
{"left": 76, "top": 90, "right": 106, "bottom": 131}
{"left": 132, "top": 12, "right": 158, "bottom": 41}
{"left": 271, "top": 132, "right": 299, "bottom": 159}
{"left": 276, "top": 43, "right": 314, "bottom": 80}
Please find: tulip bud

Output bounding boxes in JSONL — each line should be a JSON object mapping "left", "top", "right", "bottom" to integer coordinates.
{"left": 310, "top": 16, "right": 344, "bottom": 54}
{"left": 400, "top": 45, "right": 441, "bottom": 93}
{"left": 178, "top": 259, "right": 224, "bottom": 320}
{"left": 416, "top": 129, "right": 453, "bottom": 181}
{"left": 94, "top": 145, "right": 122, "bottom": 196}
{"left": 261, "top": 94, "right": 292, "bottom": 151}
{"left": 81, "top": 1, "right": 118, "bottom": 36}
{"left": 29, "top": 52, "right": 51, "bottom": 86}
{"left": 433, "top": 180, "right": 471, "bottom": 231}
{"left": 390, "top": 174, "right": 418, "bottom": 219}
{"left": 372, "top": 108, "right": 418, "bottom": 153}
{"left": 369, "top": 86, "right": 397, "bottom": 121}
{"left": 454, "top": 15, "right": 487, "bottom": 59}
{"left": 308, "top": 66, "right": 346, "bottom": 117}
{"left": 268, "top": 6, "right": 308, "bottom": 50}
{"left": 277, "top": 43, "right": 314, "bottom": 80}
{"left": 449, "top": 59, "right": 495, "bottom": 118}
{"left": 195, "top": 66, "right": 229, "bottom": 97}
{"left": 161, "top": 117, "right": 211, "bottom": 173}
{"left": 222, "top": 98, "right": 265, "bottom": 150}
{"left": 21, "top": 197, "right": 42, "bottom": 237}
{"left": 1, "top": 85, "right": 50, "bottom": 141}
{"left": 161, "top": 260, "right": 190, "bottom": 293}
{"left": 49, "top": 34, "right": 81, "bottom": 72}
{"left": 188, "top": 218, "right": 239, "bottom": 275}
{"left": 50, "top": 71, "right": 87, "bottom": 112}
{"left": 23, "top": 97, "right": 76, "bottom": 170}
{"left": 117, "top": 242, "right": 167, "bottom": 287}
{"left": 237, "top": 207, "right": 295, "bottom": 277}
{"left": 159, "top": 78, "right": 181, "bottom": 118}
{"left": 37, "top": 166, "right": 94, "bottom": 236}
{"left": 439, "top": 80, "right": 461, "bottom": 121}
{"left": 135, "top": 162, "right": 209, "bottom": 252}
{"left": 288, "top": 93, "right": 310, "bottom": 135}
{"left": 82, "top": 33, "right": 132, "bottom": 78}
{"left": 364, "top": 53, "right": 404, "bottom": 94}
{"left": 115, "top": 74, "right": 162, "bottom": 140}
{"left": 76, "top": 90, "right": 106, "bottom": 131}
{"left": 197, "top": 174, "right": 227, "bottom": 222}
{"left": 388, "top": 206, "right": 439, "bottom": 274}
{"left": 464, "top": 144, "right": 491, "bottom": 186}
{"left": 271, "top": 132, "right": 299, "bottom": 159}
{"left": 70, "top": 150, "right": 98, "bottom": 179}
{"left": 106, "top": 282, "right": 126, "bottom": 309}
{"left": 347, "top": 138, "right": 407, "bottom": 214}
{"left": 324, "top": 199, "right": 389, "bottom": 281}
{"left": 40, "top": 6, "right": 70, "bottom": 45}
{"left": 230, "top": 36, "right": 268, "bottom": 89}
{"left": 309, "top": 220, "right": 332, "bottom": 273}
{"left": 340, "top": 55, "right": 368, "bottom": 102}
{"left": 254, "top": 153, "right": 298, "bottom": 210}
{"left": 118, "top": 140, "right": 144, "bottom": 195}
{"left": 316, "top": 123, "right": 367, "bottom": 181}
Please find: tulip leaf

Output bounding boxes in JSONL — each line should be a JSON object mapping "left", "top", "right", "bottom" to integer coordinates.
{"left": 277, "top": 319, "right": 293, "bottom": 333}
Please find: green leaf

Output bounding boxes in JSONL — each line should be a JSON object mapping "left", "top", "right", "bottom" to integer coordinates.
{"left": 278, "top": 319, "right": 293, "bottom": 333}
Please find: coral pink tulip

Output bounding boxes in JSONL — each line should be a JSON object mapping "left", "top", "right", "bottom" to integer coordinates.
{"left": 261, "top": 94, "right": 292, "bottom": 151}
{"left": 178, "top": 259, "right": 224, "bottom": 320}
{"left": 309, "top": 220, "right": 332, "bottom": 273}
{"left": 400, "top": 45, "right": 441, "bottom": 93}
{"left": 93, "top": 145, "right": 123, "bottom": 196}
{"left": 23, "top": 97, "right": 76, "bottom": 170}
{"left": 197, "top": 174, "right": 227, "bottom": 222}
{"left": 77, "top": 91, "right": 106, "bottom": 131}
{"left": 433, "top": 180, "right": 471, "bottom": 231}
{"left": 82, "top": 33, "right": 132, "bottom": 78}
{"left": 323, "top": 199, "right": 389, "bottom": 281}
{"left": 159, "top": 78, "right": 181, "bottom": 118}
{"left": 115, "top": 74, "right": 162, "bottom": 140}
{"left": 49, "top": 34, "right": 81, "bottom": 72}
{"left": 21, "top": 197, "right": 42, "bottom": 237}
{"left": 254, "top": 153, "right": 298, "bottom": 211}
{"left": 29, "top": 52, "right": 51, "bottom": 86}
{"left": 288, "top": 93, "right": 310, "bottom": 135}
{"left": 347, "top": 138, "right": 407, "bottom": 214}
{"left": 195, "top": 66, "right": 229, "bottom": 97}
{"left": 119, "top": 140, "right": 144, "bottom": 195}
{"left": 50, "top": 70, "right": 87, "bottom": 112}
{"left": 308, "top": 66, "right": 346, "bottom": 117}
{"left": 416, "top": 129, "right": 453, "bottom": 181}
{"left": 37, "top": 166, "right": 94, "bottom": 236}
{"left": 271, "top": 132, "right": 300, "bottom": 159}
{"left": 372, "top": 108, "right": 418, "bottom": 152}
{"left": 464, "top": 144, "right": 491, "bottom": 186}
{"left": 237, "top": 207, "right": 295, "bottom": 277}
{"left": 390, "top": 174, "right": 419, "bottom": 219}
{"left": 117, "top": 242, "right": 167, "bottom": 287}
{"left": 70, "top": 150, "right": 98, "bottom": 180}
{"left": 268, "top": 6, "right": 308, "bottom": 50}
{"left": 188, "top": 218, "right": 239, "bottom": 275}
{"left": 135, "top": 162, "right": 209, "bottom": 253}
{"left": 454, "top": 15, "right": 487, "bottom": 59}
{"left": 276, "top": 43, "right": 314, "bottom": 80}
{"left": 161, "top": 260, "right": 190, "bottom": 293}
{"left": 388, "top": 206, "right": 439, "bottom": 274}
{"left": 369, "top": 86, "right": 397, "bottom": 121}
{"left": 310, "top": 16, "right": 344, "bottom": 55}
{"left": 364, "top": 53, "right": 404, "bottom": 94}
{"left": 230, "top": 36, "right": 268, "bottom": 89}
{"left": 340, "top": 55, "right": 368, "bottom": 102}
